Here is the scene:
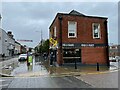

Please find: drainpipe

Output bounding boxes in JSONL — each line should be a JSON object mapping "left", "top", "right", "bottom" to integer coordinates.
{"left": 58, "top": 14, "right": 63, "bottom": 65}
{"left": 104, "top": 20, "right": 110, "bottom": 67}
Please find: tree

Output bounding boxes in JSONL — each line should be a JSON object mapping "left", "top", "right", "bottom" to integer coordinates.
{"left": 34, "top": 47, "right": 39, "bottom": 53}
{"left": 39, "top": 39, "right": 49, "bottom": 54}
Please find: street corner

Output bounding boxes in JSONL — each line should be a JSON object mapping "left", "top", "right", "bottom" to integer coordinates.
{"left": 59, "top": 65, "right": 119, "bottom": 76}
{"left": 74, "top": 70, "right": 118, "bottom": 88}
{"left": 78, "top": 68, "right": 119, "bottom": 76}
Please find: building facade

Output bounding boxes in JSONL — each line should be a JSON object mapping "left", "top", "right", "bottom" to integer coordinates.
{"left": 0, "top": 29, "right": 15, "bottom": 57}
{"left": 14, "top": 41, "right": 21, "bottom": 55}
{"left": 109, "top": 45, "right": 120, "bottom": 58}
{"left": 49, "top": 10, "right": 109, "bottom": 66}
{"left": 0, "top": 28, "right": 9, "bottom": 56}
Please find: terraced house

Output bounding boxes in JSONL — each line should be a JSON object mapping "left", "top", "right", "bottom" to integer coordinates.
{"left": 49, "top": 10, "right": 109, "bottom": 66}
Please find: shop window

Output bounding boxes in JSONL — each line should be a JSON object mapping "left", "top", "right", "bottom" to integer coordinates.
{"left": 92, "top": 23, "right": 100, "bottom": 39}
{"left": 63, "top": 49, "right": 81, "bottom": 63}
{"left": 68, "top": 21, "right": 77, "bottom": 38}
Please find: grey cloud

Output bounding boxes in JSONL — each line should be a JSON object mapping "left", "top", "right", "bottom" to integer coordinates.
{"left": 2, "top": 2, "right": 118, "bottom": 47}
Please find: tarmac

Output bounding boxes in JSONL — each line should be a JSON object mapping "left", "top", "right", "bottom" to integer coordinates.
{"left": 0, "top": 57, "right": 119, "bottom": 89}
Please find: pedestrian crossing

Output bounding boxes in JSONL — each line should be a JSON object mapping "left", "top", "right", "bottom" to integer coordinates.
{"left": 0, "top": 77, "right": 13, "bottom": 89}
{"left": 0, "top": 79, "right": 8, "bottom": 89}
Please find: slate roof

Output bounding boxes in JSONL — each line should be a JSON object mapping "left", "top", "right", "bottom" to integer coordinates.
{"left": 69, "top": 10, "right": 85, "bottom": 16}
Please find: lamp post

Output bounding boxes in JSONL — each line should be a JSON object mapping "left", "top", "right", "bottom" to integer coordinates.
{"left": 35, "top": 29, "right": 43, "bottom": 55}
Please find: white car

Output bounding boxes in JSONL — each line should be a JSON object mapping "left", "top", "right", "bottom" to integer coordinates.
{"left": 18, "top": 54, "right": 27, "bottom": 61}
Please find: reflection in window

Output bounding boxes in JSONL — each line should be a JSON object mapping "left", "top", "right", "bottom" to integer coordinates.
{"left": 93, "top": 23, "right": 100, "bottom": 39}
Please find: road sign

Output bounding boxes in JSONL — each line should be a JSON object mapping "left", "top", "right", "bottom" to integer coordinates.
{"left": 49, "top": 38, "right": 57, "bottom": 47}
{"left": 17, "top": 39, "right": 33, "bottom": 42}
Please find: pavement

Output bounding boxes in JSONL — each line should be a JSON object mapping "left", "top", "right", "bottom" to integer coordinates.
{"left": 43, "top": 59, "right": 120, "bottom": 76}
{"left": 0, "top": 57, "right": 18, "bottom": 69}
{"left": 0, "top": 56, "right": 17, "bottom": 62}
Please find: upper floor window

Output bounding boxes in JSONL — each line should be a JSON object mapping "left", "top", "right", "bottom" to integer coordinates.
{"left": 92, "top": 23, "right": 100, "bottom": 39}
{"left": 68, "top": 21, "right": 77, "bottom": 38}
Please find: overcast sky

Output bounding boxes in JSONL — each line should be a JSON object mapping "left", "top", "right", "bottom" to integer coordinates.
{"left": 1, "top": 2, "right": 118, "bottom": 47}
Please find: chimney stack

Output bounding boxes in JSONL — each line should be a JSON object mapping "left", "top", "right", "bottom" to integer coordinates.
{"left": 7, "top": 31, "right": 14, "bottom": 38}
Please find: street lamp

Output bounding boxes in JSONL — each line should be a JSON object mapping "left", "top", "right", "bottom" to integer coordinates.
{"left": 36, "top": 30, "right": 43, "bottom": 44}
{"left": 35, "top": 30, "right": 43, "bottom": 55}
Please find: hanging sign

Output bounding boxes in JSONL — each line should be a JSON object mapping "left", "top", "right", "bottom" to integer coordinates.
{"left": 49, "top": 37, "right": 57, "bottom": 47}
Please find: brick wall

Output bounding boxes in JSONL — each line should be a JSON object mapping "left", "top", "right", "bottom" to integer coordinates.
{"left": 82, "top": 47, "right": 108, "bottom": 64}
{"left": 49, "top": 14, "right": 108, "bottom": 65}
{"left": 61, "top": 15, "right": 107, "bottom": 44}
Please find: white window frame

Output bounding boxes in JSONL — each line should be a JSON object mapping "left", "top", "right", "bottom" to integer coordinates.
{"left": 92, "top": 23, "right": 101, "bottom": 39}
{"left": 68, "top": 21, "right": 77, "bottom": 38}
{"left": 54, "top": 26, "right": 56, "bottom": 37}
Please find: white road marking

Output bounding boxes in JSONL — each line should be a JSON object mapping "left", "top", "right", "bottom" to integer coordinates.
{"left": 0, "top": 84, "right": 9, "bottom": 87}
{"left": 0, "top": 79, "right": 5, "bottom": 82}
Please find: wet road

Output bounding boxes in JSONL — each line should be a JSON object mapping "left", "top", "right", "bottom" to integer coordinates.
{"left": 10, "top": 56, "right": 48, "bottom": 77}
{"left": 1, "top": 77, "right": 13, "bottom": 89}
{"left": 1, "top": 56, "right": 93, "bottom": 89}
{"left": 6, "top": 76, "right": 92, "bottom": 88}
{"left": 76, "top": 70, "right": 119, "bottom": 88}
{"left": 1, "top": 56, "right": 119, "bottom": 89}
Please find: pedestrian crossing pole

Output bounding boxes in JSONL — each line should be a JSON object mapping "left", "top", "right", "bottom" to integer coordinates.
{"left": 75, "top": 59, "right": 77, "bottom": 69}
{"left": 97, "top": 62, "right": 99, "bottom": 71}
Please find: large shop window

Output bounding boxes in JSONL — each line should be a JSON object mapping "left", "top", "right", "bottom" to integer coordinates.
{"left": 63, "top": 49, "right": 81, "bottom": 63}
{"left": 92, "top": 23, "right": 101, "bottom": 39}
{"left": 68, "top": 21, "right": 77, "bottom": 38}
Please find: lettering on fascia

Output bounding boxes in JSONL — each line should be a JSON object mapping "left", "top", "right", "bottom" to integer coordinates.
{"left": 63, "top": 44, "right": 74, "bottom": 47}
{"left": 81, "top": 44, "right": 94, "bottom": 47}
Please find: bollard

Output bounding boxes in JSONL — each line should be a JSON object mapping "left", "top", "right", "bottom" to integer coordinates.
{"left": 75, "top": 59, "right": 77, "bottom": 69}
{"left": 97, "top": 62, "right": 99, "bottom": 71}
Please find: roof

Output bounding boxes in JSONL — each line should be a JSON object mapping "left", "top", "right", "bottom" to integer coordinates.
{"left": 69, "top": 10, "right": 85, "bottom": 16}
{"left": 15, "top": 41, "right": 21, "bottom": 45}
{"left": 49, "top": 10, "right": 108, "bottom": 29}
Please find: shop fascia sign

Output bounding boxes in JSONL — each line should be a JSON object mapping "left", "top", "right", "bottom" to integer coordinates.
{"left": 62, "top": 43, "right": 95, "bottom": 47}
{"left": 81, "top": 44, "right": 94, "bottom": 47}
{"left": 62, "top": 44, "right": 74, "bottom": 47}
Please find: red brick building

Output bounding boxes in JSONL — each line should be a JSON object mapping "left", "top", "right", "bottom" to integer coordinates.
{"left": 109, "top": 45, "right": 120, "bottom": 58}
{"left": 49, "top": 10, "right": 109, "bottom": 66}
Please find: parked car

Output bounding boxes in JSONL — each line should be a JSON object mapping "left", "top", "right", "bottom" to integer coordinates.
{"left": 115, "top": 56, "right": 120, "bottom": 62}
{"left": 18, "top": 54, "right": 27, "bottom": 61}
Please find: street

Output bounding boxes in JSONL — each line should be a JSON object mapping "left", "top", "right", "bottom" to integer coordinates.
{"left": 1, "top": 56, "right": 93, "bottom": 89}
{"left": 6, "top": 76, "right": 92, "bottom": 88}
{"left": 0, "top": 56, "right": 119, "bottom": 89}
{"left": 75, "top": 71, "right": 118, "bottom": 88}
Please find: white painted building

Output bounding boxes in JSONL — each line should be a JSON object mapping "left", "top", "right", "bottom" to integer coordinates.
{"left": 0, "top": 28, "right": 9, "bottom": 56}
{"left": 14, "top": 41, "right": 21, "bottom": 55}
{"left": 0, "top": 29, "right": 15, "bottom": 57}
{"left": 7, "top": 31, "right": 15, "bottom": 56}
